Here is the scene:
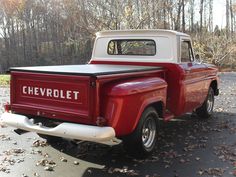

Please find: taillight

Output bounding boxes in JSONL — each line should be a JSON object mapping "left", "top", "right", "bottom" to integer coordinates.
{"left": 4, "top": 103, "right": 11, "bottom": 112}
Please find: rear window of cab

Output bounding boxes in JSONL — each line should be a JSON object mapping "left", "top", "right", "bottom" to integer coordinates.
{"left": 107, "top": 39, "right": 156, "bottom": 56}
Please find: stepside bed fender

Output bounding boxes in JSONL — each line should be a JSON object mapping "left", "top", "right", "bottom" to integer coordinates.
{"left": 102, "top": 77, "right": 167, "bottom": 136}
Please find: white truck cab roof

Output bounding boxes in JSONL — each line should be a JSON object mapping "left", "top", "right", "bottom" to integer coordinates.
{"left": 91, "top": 29, "right": 192, "bottom": 63}
{"left": 96, "top": 29, "right": 190, "bottom": 38}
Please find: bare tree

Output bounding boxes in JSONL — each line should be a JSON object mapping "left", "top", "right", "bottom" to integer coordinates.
{"left": 0, "top": 0, "right": 235, "bottom": 72}
{"left": 182, "top": 0, "right": 185, "bottom": 32}
{"left": 199, "top": 0, "right": 204, "bottom": 32}
{"left": 209, "top": 0, "right": 213, "bottom": 32}
{"left": 226, "top": 0, "right": 230, "bottom": 37}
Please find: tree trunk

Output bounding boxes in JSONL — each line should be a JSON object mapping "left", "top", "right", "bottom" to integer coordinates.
{"left": 199, "top": 0, "right": 204, "bottom": 32}
{"left": 226, "top": 0, "right": 230, "bottom": 38}
{"left": 209, "top": 0, "right": 213, "bottom": 32}
{"left": 229, "top": 0, "right": 234, "bottom": 36}
{"left": 175, "top": 0, "right": 182, "bottom": 31}
{"left": 182, "top": 0, "right": 185, "bottom": 32}
{"left": 190, "top": 0, "right": 195, "bottom": 32}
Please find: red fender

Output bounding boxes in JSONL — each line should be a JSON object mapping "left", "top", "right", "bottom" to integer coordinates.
{"left": 102, "top": 77, "right": 167, "bottom": 136}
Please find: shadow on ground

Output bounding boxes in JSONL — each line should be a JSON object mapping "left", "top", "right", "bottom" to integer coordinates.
{"left": 49, "top": 112, "right": 236, "bottom": 177}
{"left": 1, "top": 73, "right": 235, "bottom": 177}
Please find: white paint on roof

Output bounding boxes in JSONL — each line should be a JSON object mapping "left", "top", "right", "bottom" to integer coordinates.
{"left": 91, "top": 29, "right": 191, "bottom": 63}
{"left": 96, "top": 29, "right": 190, "bottom": 38}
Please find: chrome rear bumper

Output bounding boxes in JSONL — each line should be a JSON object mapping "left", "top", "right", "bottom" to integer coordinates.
{"left": 0, "top": 112, "right": 120, "bottom": 145}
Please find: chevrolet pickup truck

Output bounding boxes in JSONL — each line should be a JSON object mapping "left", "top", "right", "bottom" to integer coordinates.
{"left": 1, "top": 30, "right": 219, "bottom": 157}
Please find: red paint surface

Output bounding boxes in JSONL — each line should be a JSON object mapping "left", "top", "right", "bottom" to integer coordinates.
{"left": 11, "top": 72, "right": 96, "bottom": 124}
{"left": 101, "top": 77, "right": 167, "bottom": 136}
{"left": 91, "top": 60, "right": 218, "bottom": 117}
{"left": 9, "top": 60, "right": 219, "bottom": 136}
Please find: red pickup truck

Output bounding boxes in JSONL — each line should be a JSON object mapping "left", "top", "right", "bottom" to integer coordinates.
{"left": 1, "top": 30, "right": 219, "bottom": 157}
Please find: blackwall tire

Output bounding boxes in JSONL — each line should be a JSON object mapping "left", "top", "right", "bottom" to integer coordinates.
{"left": 123, "top": 107, "right": 159, "bottom": 158}
{"left": 196, "top": 87, "right": 215, "bottom": 119}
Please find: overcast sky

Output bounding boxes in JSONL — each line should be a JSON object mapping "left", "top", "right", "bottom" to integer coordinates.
{"left": 213, "top": 0, "right": 226, "bottom": 27}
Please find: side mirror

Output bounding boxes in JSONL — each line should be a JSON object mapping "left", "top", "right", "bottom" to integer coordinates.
{"left": 195, "top": 54, "right": 203, "bottom": 63}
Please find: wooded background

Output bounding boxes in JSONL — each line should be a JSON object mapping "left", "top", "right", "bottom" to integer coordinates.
{"left": 0, "top": 0, "right": 236, "bottom": 73}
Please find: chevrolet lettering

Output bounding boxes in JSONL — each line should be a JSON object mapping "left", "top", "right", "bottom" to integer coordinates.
{"left": 1, "top": 30, "right": 219, "bottom": 158}
{"left": 22, "top": 86, "right": 79, "bottom": 100}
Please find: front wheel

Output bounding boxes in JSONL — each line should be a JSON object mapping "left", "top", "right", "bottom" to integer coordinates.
{"left": 196, "top": 87, "right": 214, "bottom": 119}
{"left": 123, "top": 107, "right": 159, "bottom": 158}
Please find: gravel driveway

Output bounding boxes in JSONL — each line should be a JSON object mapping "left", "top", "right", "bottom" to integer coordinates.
{"left": 0, "top": 73, "right": 236, "bottom": 177}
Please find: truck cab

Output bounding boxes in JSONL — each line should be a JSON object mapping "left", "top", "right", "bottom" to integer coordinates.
{"left": 91, "top": 30, "right": 219, "bottom": 117}
{"left": 1, "top": 30, "right": 219, "bottom": 157}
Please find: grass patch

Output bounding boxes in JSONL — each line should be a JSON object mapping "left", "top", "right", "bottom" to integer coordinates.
{"left": 0, "top": 75, "right": 10, "bottom": 86}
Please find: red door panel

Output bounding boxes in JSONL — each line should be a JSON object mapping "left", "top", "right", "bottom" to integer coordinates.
{"left": 180, "top": 62, "right": 209, "bottom": 112}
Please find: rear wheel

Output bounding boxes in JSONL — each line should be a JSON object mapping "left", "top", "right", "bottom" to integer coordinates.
{"left": 196, "top": 87, "right": 214, "bottom": 119}
{"left": 123, "top": 107, "right": 159, "bottom": 158}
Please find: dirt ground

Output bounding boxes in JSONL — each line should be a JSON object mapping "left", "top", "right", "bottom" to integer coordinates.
{"left": 0, "top": 73, "right": 236, "bottom": 177}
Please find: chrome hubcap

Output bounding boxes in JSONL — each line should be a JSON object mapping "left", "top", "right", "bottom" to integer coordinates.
{"left": 207, "top": 90, "right": 214, "bottom": 113}
{"left": 142, "top": 116, "right": 156, "bottom": 149}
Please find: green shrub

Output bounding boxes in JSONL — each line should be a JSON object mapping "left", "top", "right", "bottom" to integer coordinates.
{"left": 0, "top": 75, "right": 10, "bottom": 86}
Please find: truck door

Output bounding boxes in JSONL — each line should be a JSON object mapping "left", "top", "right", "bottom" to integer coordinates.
{"left": 179, "top": 39, "right": 208, "bottom": 113}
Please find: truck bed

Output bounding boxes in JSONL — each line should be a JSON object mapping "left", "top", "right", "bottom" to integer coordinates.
{"left": 9, "top": 64, "right": 163, "bottom": 124}
{"left": 10, "top": 64, "right": 162, "bottom": 76}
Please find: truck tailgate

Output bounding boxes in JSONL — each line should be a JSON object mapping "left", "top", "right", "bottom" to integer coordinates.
{"left": 10, "top": 72, "right": 95, "bottom": 124}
